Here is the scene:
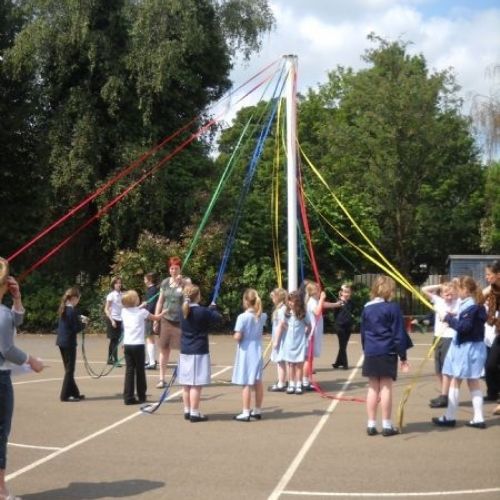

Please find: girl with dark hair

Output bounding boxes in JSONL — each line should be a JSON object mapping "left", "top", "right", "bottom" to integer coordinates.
{"left": 104, "top": 276, "right": 123, "bottom": 366}
{"left": 483, "top": 260, "right": 500, "bottom": 415}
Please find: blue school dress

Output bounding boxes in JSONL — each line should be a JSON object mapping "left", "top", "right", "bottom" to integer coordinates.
{"left": 271, "top": 305, "right": 287, "bottom": 363}
{"left": 281, "top": 313, "right": 309, "bottom": 363}
{"left": 442, "top": 297, "right": 487, "bottom": 379}
{"left": 231, "top": 310, "right": 268, "bottom": 385}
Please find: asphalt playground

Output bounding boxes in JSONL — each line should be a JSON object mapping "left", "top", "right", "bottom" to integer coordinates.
{"left": 5, "top": 331, "right": 500, "bottom": 499}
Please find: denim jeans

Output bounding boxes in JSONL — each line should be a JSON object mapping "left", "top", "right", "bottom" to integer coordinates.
{"left": 0, "top": 370, "right": 14, "bottom": 470}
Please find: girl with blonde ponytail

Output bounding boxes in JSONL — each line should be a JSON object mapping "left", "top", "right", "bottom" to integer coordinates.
{"left": 231, "top": 289, "right": 268, "bottom": 421}
{"left": 179, "top": 284, "right": 221, "bottom": 422}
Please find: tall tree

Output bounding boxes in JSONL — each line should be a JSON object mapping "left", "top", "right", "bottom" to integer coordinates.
{"left": 0, "top": 0, "right": 50, "bottom": 267}
{"left": 4, "top": 0, "right": 274, "bottom": 279}
{"left": 305, "top": 34, "right": 485, "bottom": 278}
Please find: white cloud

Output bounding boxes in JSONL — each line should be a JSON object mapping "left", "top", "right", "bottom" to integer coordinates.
{"left": 229, "top": 0, "right": 500, "bottom": 113}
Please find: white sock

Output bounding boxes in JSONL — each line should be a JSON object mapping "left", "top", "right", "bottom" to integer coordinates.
{"left": 382, "top": 419, "right": 392, "bottom": 429}
{"left": 147, "top": 343, "right": 156, "bottom": 364}
{"left": 471, "top": 389, "right": 484, "bottom": 422}
{"left": 367, "top": 419, "right": 376, "bottom": 428}
{"left": 445, "top": 387, "right": 460, "bottom": 420}
{"left": 241, "top": 409, "right": 250, "bottom": 417}
{"left": 252, "top": 407, "right": 261, "bottom": 415}
{"left": 184, "top": 407, "right": 190, "bottom": 414}
{"left": 288, "top": 381, "right": 295, "bottom": 389}
{"left": 296, "top": 381, "right": 302, "bottom": 388}
{"left": 190, "top": 409, "right": 200, "bottom": 417}
{"left": 277, "top": 381, "right": 285, "bottom": 388}
{"left": 302, "top": 378, "right": 309, "bottom": 386}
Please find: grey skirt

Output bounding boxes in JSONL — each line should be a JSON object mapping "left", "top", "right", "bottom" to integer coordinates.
{"left": 178, "top": 353, "right": 211, "bottom": 386}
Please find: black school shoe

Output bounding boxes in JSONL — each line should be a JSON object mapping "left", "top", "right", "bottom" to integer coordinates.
{"left": 465, "top": 420, "right": 486, "bottom": 429}
{"left": 432, "top": 416, "right": 456, "bottom": 427}
{"left": 190, "top": 414, "right": 209, "bottom": 423}
{"left": 382, "top": 427, "right": 400, "bottom": 437}
{"left": 366, "top": 427, "right": 378, "bottom": 436}
{"left": 124, "top": 398, "right": 140, "bottom": 405}
{"left": 429, "top": 395, "right": 448, "bottom": 408}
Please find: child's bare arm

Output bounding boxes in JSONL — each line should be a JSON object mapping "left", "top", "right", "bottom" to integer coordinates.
{"left": 233, "top": 331, "right": 242, "bottom": 341}
{"left": 148, "top": 312, "right": 164, "bottom": 322}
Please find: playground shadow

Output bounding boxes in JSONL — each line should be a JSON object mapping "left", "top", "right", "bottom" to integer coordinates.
{"left": 21, "top": 479, "right": 165, "bottom": 499}
{"left": 204, "top": 408, "right": 326, "bottom": 422}
{"left": 398, "top": 417, "right": 500, "bottom": 438}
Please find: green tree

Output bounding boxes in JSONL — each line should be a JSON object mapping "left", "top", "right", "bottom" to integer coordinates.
{"left": 5, "top": 0, "right": 274, "bottom": 280}
{"left": 481, "top": 161, "right": 500, "bottom": 252}
{"left": 0, "top": 0, "right": 50, "bottom": 266}
{"left": 306, "top": 34, "right": 485, "bottom": 278}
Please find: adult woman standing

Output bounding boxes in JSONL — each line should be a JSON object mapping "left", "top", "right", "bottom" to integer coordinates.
{"left": 104, "top": 276, "right": 123, "bottom": 366}
{"left": 154, "top": 257, "right": 190, "bottom": 388}
{"left": 1, "top": 257, "right": 44, "bottom": 500}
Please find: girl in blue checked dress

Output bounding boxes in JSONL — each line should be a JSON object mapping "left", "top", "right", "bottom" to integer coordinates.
{"left": 232, "top": 289, "right": 267, "bottom": 421}
{"left": 269, "top": 287, "right": 288, "bottom": 392}
{"left": 277, "top": 291, "right": 310, "bottom": 394}
{"left": 432, "top": 276, "right": 487, "bottom": 429}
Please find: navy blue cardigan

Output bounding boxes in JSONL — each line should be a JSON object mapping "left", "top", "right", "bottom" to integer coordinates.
{"left": 180, "top": 305, "right": 221, "bottom": 355}
{"left": 361, "top": 300, "right": 412, "bottom": 360}
{"left": 444, "top": 304, "right": 486, "bottom": 345}
{"left": 56, "top": 306, "right": 84, "bottom": 348}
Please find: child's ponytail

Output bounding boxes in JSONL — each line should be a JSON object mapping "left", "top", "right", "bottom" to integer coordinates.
{"left": 58, "top": 287, "right": 81, "bottom": 317}
{"left": 182, "top": 284, "right": 201, "bottom": 319}
{"left": 243, "top": 288, "right": 262, "bottom": 319}
{"left": 0, "top": 257, "right": 9, "bottom": 287}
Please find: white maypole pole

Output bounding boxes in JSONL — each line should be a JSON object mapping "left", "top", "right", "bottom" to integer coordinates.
{"left": 284, "top": 55, "right": 298, "bottom": 292}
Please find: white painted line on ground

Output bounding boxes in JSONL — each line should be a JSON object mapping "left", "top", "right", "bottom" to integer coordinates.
{"left": 268, "top": 356, "right": 364, "bottom": 500}
{"left": 8, "top": 443, "right": 62, "bottom": 451}
{"left": 281, "top": 487, "right": 500, "bottom": 497}
{"left": 6, "top": 365, "right": 232, "bottom": 482}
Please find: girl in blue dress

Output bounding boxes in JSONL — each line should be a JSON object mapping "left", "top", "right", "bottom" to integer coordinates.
{"left": 278, "top": 291, "right": 310, "bottom": 394}
{"left": 269, "top": 288, "right": 288, "bottom": 392}
{"left": 432, "top": 276, "right": 487, "bottom": 429}
{"left": 232, "top": 289, "right": 267, "bottom": 421}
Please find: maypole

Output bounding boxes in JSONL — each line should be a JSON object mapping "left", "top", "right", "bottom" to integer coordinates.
{"left": 285, "top": 54, "right": 298, "bottom": 292}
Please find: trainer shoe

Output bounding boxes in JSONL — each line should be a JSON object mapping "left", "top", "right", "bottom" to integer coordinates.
{"left": 233, "top": 413, "right": 250, "bottom": 422}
